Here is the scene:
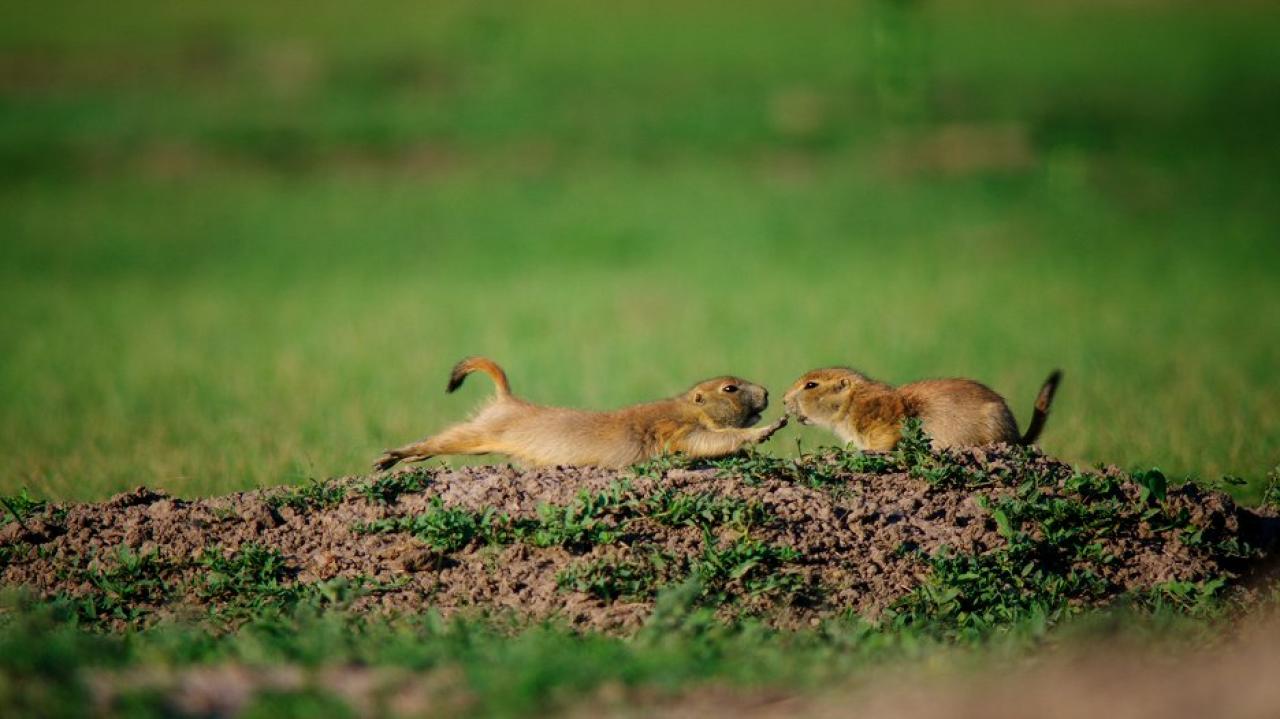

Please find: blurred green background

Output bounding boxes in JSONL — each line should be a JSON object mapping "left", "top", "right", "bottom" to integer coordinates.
{"left": 2, "top": 0, "right": 1277, "bottom": 501}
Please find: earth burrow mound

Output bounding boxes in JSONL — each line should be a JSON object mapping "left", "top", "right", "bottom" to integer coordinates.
{"left": 2, "top": 438, "right": 1276, "bottom": 633}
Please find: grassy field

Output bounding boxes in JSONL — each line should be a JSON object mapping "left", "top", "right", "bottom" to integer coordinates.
{"left": 2, "top": 0, "right": 1279, "bottom": 504}
{"left": 0, "top": 587, "right": 1247, "bottom": 718}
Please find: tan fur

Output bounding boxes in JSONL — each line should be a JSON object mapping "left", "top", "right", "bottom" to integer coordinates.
{"left": 783, "top": 367, "right": 1061, "bottom": 451}
{"left": 375, "top": 357, "right": 786, "bottom": 470}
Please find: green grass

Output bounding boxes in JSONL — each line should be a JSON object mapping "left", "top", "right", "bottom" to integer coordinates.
{"left": 0, "top": 578, "right": 1259, "bottom": 719}
{"left": 1, "top": 0, "right": 1278, "bottom": 504}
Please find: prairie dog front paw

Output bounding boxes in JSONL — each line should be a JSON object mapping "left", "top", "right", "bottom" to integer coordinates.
{"left": 756, "top": 415, "right": 788, "bottom": 442}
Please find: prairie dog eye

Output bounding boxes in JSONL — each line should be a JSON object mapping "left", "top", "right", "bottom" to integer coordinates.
{"left": 803, "top": 381, "right": 819, "bottom": 390}
{"left": 722, "top": 384, "right": 738, "bottom": 393}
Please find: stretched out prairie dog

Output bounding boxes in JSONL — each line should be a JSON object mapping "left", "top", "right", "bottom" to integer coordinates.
{"left": 783, "top": 367, "right": 1061, "bottom": 451}
{"left": 375, "top": 357, "right": 787, "bottom": 470}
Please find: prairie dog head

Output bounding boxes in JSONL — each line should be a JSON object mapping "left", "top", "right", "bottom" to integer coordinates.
{"left": 684, "top": 376, "right": 769, "bottom": 428}
{"left": 783, "top": 367, "right": 872, "bottom": 429}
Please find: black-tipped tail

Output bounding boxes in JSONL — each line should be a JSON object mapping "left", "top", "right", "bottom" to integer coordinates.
{"left": 446, "top": 356, "right": 512, "bottom": 396}
{"left": 1020, "top": 369, "right": 1062, "bottom": 445}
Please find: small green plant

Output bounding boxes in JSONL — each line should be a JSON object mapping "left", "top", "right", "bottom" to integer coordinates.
{"left": 832, "top": 448, "right": 899, "bottom": 474}
{"left": 355, "top": 469, "right": 433, "bottom": 505}
{"left": 1060, "top": 471, "right": 1126, "bottom": 500}
{"left": 708, "top": 450, "right": 849, "bottom": 490}
{"left": 990, "top": 476, "right": 1130, "bottom": 550}
{"left": 642, "top": 489, "right": 771, "bottom": 531}
{"left": 197, "top": 543, "right": 301, "bottom": 605}
{"left": 693, "top": 535, "right": 807, "bottom": 602}
{"left": 890, "top": 471, "right": 1144, "bottom": 637}
{"left": 267, "top": 478, "right": 346, "bottom": 511}
{"left": 91, "top": 546, "right": 170, "bottom": 596}
{"left": 893, "top": 417, "right": 933, "bottom": 467}
{"left": 1262, "top": 466, "right": 1280, "bottom": 510}
{"left": 70, "top": 546, "right": 172, "bottom": 623}
{"left": 527, "top": 485, "right": 633, "bottom": 550}
{"left": 558, "top": 530, "right": 811, "bottom": 605}
{"left": 0, "top": 489, "right": 47, "bottom": 528}
{"left": 1123, "top": 469, "right": 1205, "bottom": 534}
{"left": 1136, "top": 578, "right": 1228, "bottom": 618}
{"left": 0, "top": 542, "right": 35, "bottom": 567}
{"left": 887, "top": 461, "right": 1250, "bottom": 639}
{"left": 356, "top": 485, "right": 637, "bottom": 553}
{"left": 889, "top": 542, "right": 1109, "bottom": 639}
{"left": 892, "top": 418, "right": 988, "bottom": 489}
{"left": 707, "top": 452, "right": 797, "bottom": 486}
{"left": 1213, "top": 536, "right": 1258, "bottom": 561}
{"left": 196, "top": 546, "right": 374, "bottom": 616}
{"left": 630, "top": 454, "right": 695, "bottom": 479}
{"left": 556, "top": 553, "right": 667, "bottom": 601}
{"left": 1131, "top": 468, "right": 1168, "bottom": 505}
{"left": 356, "top": 497, "right": 508, "bottom": 552}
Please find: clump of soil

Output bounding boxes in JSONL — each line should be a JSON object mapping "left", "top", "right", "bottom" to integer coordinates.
{"left": 1, "top": 444, "right": 1275, "bottom": 632}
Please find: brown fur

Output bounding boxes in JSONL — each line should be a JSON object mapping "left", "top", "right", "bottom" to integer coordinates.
{"left": 783, "top": 367, "right": 1061, "bottom": 451}
{"left": 375, "top": 357, "right": 786, "bottom": 470}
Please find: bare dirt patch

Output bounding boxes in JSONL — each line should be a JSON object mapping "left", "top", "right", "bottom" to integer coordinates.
{"left": 2, "top": 444, "right": 1275, "bottom": 632}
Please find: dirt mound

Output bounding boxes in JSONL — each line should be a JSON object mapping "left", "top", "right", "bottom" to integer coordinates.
{"left": 2, "top": 443, "right": 1275, "bottom": 632}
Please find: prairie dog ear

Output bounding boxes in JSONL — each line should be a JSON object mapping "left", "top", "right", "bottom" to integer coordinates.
{"left": 694, "top": 392, "right": 705, "bottom": 404}
{"left": 837, "top": 377, "right": 850, "bottom": 390}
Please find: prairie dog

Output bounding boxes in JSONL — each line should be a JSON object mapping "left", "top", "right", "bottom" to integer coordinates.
{"left": 374, "top": 357, "right": 787, "bottom": 470}
{"left": 783, "top": 367, "right": 1061, "bottom": 451}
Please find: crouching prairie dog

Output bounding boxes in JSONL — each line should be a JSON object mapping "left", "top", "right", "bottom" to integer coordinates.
{"left": 374, "top": 357, "right": 787, "bottom": 471}
{"left": 783, "top": 367, "right": 1061, "bottom": 451}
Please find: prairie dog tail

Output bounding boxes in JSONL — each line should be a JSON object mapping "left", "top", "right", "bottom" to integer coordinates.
{"left": 1020, "top": 370, "right": 1062, "bottom": 445}
{"left": 447, "top": 356, "right": 512, "bottom": 397}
